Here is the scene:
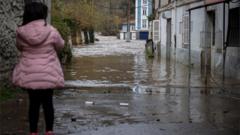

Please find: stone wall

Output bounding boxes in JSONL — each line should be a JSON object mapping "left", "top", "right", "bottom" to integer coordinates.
{"left": 0, "top": 0, "right": 24, "bottom": 87}
{"left": 0, "top": 0, "right": 51, "bottom": 88}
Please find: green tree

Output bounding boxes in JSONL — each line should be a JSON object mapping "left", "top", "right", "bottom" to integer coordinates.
{"left": 63, "top": 0, "right": 107, "bottom": 43}
{"left": 52, "top": 0, "right": 72, "bottom": 63}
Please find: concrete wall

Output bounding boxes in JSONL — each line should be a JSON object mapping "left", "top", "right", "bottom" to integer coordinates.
{"left": 225, "top": 47, "right": 240, "bottom": 80}
{"left": 154, "top": 0, "right": 160, "bottom": 10}
{"left": 160, "top": 0, "right": 169, "bottom": 7}
{"left": 209, "top": 3, "right": 240, "bottom": 79}
{"left": 159, "top": 1, "right": 204, "bottom": 67}
{"left": 159, "top": 13, "right": 167, "bottom": 47}
{"left": 175, "top": 5, "right": 184, "bottom": 49}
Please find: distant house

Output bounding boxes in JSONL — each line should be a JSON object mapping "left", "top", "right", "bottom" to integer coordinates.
{"left": 135, "top": 0, "right": 153, "bottom": 40}
{"left": 119, "top": 20, "right": 137, "bottom": 40}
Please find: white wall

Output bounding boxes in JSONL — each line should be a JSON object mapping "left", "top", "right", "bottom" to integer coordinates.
{"left": 157, "top": 1, "right": 240, "bottom": 81}
{"left": 191, "top": 8, "right": 205, "bottom": 51}
{"left": 209, "top": 3, "right": 240, "bottom": 79}
{"left": 176, "top": 6, "right": 184, "bottom": 48}
{"left": 159, "top": 13, "right": 167, "bottom": 47}
{"left": 159, "top": 3, "right": 205, "bottom": 51}
{"left": 158, "top": 1, "right": 205, "bottom": 66}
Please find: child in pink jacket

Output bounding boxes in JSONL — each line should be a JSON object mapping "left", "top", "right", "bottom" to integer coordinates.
{"left": 12, "top": 2, "right": 64, "bottom": 135}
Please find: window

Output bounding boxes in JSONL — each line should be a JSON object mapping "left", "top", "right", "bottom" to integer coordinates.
{"left": 143, "top": 7, "right": 147, "bottom": 16}
{"left": 153, "top": 20, "right": 160, "bottom": 42}
{"left": 131, "top": 25, "right": 135, "bottom": 31}
{"left": 142, "top": 19, "right": 147, "bottom": 28}
{"left": 143, "top": 0, "right": 147, "bottom": 4}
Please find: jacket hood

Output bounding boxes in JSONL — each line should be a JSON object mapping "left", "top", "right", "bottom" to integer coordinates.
{"left": 17, "top": 20, "right": 51, "bottom": 46}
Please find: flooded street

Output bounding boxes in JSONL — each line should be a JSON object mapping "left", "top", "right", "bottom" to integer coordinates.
{"left": 1, "top": 36, "right": 239, "bottom": 135}
{"left": 0, "top": 0, "right": 239, "bottom": 134}
{"left": 54, "top": 36, "right": 240, "bottom": 135}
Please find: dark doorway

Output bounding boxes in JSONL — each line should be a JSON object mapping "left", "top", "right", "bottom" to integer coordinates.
{"left": 227, "top": 7, "right": 240, "bottom": 47}
{"left": 166, "top": 19, "right": 172, "bottom": 60}
{"left": 205, "top": 11, "right": 216, "bottom": 74}
{"left": 208, "top": 11, "right": 216, "bottom": 47}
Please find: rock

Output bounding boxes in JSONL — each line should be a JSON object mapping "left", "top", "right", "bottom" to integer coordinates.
{"left": 17, "top": 98, "right": 23, "bottom": 103}
{"left": 223, "top": 110, "right": 229, "bottom": 114}
{"left": 71, "top": 118, "right": 77, "bottom": 122}
{"left": 95, "top": 38, "right": 100, "bottom": 41}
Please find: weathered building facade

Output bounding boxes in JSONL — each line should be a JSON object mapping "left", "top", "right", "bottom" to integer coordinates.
{"left": 135, "top": 0, "right": 153, "bottom": 40}
{"left": 0, "top": 0, "right": 51, "bottom": 89}
{"left": 135, "top": 0, "right": 153, "bottom": 31}
{"left": 154, "top": 0, "right": 240, "bottom": 81}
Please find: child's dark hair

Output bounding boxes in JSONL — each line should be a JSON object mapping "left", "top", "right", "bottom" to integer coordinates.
{"left": 22, "top": 2, "right": 48, "bottom": 25}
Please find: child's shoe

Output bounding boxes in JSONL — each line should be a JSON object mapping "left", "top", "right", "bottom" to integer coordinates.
{"left": 30, "top": 133, "right": 38, "bottom": 135}
{"left": 45, "top": 131, "right": 54, "bottom": 135}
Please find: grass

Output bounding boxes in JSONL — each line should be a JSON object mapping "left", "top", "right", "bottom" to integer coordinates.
{"left": 0, "top": 85, "right": 22, "bottom": 103}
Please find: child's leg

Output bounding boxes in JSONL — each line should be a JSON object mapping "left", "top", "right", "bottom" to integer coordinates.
{"left": 28, "top": 90, "right": 41, "bottom": 133}
{"left": 41, "top": 89, "right": 54, "bottom": 131}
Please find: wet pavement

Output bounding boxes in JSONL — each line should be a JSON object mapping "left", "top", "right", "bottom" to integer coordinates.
{"left": 1, "top": 36, "right": 240, "bottom": 135}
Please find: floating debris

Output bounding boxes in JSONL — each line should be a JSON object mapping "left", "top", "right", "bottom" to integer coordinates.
{"left": 85, "top": 101, "right": 95, "bottom": 105}
{"left": 120, "top": 103, "right": 129, "bottom": 106}
{"left": 223, "top": 110, "right": 229, "bottom": 114}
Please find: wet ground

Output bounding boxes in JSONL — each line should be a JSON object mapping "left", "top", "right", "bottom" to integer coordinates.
{"left": 1, "top": 36, "right": 240, "bottom": 135}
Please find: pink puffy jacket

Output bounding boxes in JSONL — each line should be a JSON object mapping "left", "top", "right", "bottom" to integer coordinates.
{"left": 12, "top": 19, "right": 65, "bottom": 90}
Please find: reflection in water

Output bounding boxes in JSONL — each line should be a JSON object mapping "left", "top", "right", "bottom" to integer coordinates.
{"left": 64, "top": 36, "right": 208, "bottom": 89}
{"left": 64, "top": 55, "right": 135, "bottom": 84}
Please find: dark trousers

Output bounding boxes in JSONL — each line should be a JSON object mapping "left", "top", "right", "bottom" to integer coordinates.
{"left": 27, "top": 89, "right": 54, "bottom": 133}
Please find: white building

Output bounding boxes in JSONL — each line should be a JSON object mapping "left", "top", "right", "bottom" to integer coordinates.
{"left": 119, "top": 21, "right": 137, "bottom": 40}
{"left": 135, "top": 0, "right": 153, "bottom": 40}
{"left": 154, "top": 0, "right": 240, "bottom": 81}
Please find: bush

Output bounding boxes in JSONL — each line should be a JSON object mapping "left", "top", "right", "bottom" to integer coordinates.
{"left": 52, "top": 8, "right": 72, "bottom": 63}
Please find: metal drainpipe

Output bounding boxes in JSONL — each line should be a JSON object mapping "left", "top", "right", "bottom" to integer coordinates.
{"left": 126, "top": 0, "right": 131, "bottom": 42}
{"left": 174, "top": 0, "right": 177, "bottom": 48}
{"left": 188, "top": 10, "right": 191, "bottom": 97}
{"left": 222, "top": 2, "right": 226, "bottom": 91}
{"left": 187, "top": 9, "right": 192, "bottom": 124}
